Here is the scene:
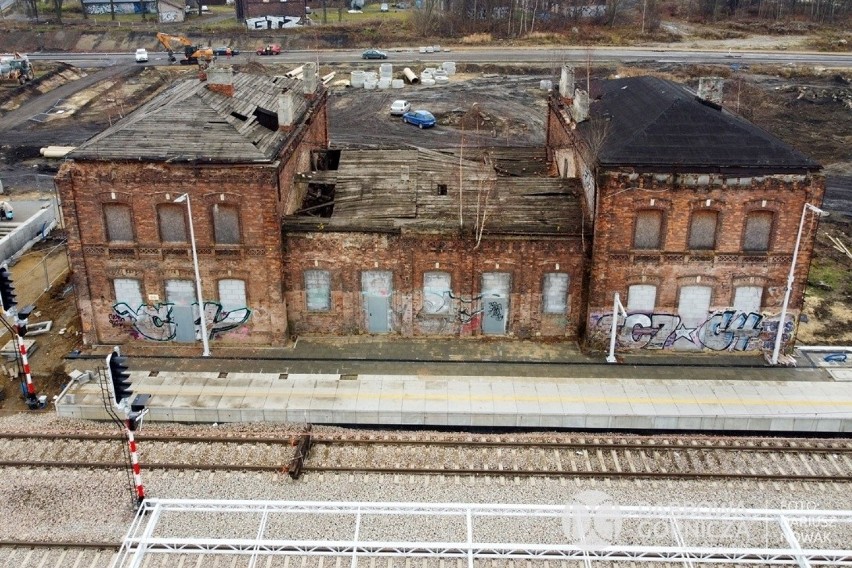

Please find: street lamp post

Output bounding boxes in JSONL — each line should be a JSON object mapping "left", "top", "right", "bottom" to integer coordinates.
{"left": 174, "top": 193, "right": 211, "bottom": 357}
{"left": 770, "top": 202, "right": 826, "bottom": 366}
{"left": 606, "top": 292, "right": 628, "bottom": 363}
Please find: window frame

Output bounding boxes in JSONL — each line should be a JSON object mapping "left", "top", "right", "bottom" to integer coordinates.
{"left": 103, "top": 203, "right": 134, "bottom": 243}
{"left": 157, "top": 203, "right": 189, "bottom": 243}
{"left": 422, "top": 271, "right": 452, "bottom": 315}
{"left": 688, "top": 209, "right": 719, "bottom": 251}
{"left": 113, "top": 278, "right": 143, "bottom": 307}
{"left": 632, "top": 209, "right": 664, "bottom": 250}
{"left": 627, "top": 284, "right": 657, "bottom": 312}
{"left": 742, "top": 210, "right": 774, "bottom": 252}
{"left": 212, "top": 203, "right": 242, "bottom": 245}
{"left": 305, "top": 270, "right": 332, "bottom": 312}
{"left": 542, "top": 272, "right": 570, "bottom": 315}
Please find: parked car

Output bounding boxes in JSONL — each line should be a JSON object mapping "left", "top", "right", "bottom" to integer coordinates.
{"left": 212, "top": 46, "right": 239, "bottom": 56}
{"left": 362, "top": 48, "right": 388, "bottom": 60}
{"left": 135, "top": 48, "right": 148, "bottom": 63}
{"left": 256, "top": 44, "right": 282, "bottom": 56}
{"left": 390, "top": 100, "right": 411, "bottom": 116}
{"left": 402, "top": 110, "right": 436, "bottom": 129}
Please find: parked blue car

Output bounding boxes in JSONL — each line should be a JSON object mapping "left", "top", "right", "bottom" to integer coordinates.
{"left": 402, "top": 110, "right": 436, "bottom": 129}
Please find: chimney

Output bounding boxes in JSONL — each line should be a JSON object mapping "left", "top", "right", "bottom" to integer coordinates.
{"left": 278, "top": 88, "right": 295, "bottom": 131}
{"left": 572, "top": 88, "right": 589, "bottom": 122}
{"left": 206, "top": 65, "right": 235, "bottom": 97}
{"left": 302, "top": 62, "right": 318, "bottom": 98}
{"left": 697, "top": 76, "right": 724, "bottom": 105}
{"left": 559, "top": 65, "right": 574, "bottom": 102}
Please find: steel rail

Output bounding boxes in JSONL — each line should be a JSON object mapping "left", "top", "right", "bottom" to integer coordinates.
{"left": 0, "top": 460, "right": 284, "bottom": 471}
{"left": 0, "top": 460, "right": 850, "bottom": 481}
{"left": 309, "top": 437, "right": 852, "bottom": 453}
{"left": 0, "top": 540, "right": 120, "bottom": 549}
{"left": 0, "top": 432, "right": 849, "bottom": 453}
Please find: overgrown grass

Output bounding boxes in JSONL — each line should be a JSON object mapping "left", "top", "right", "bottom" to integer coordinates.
{"left": 804, "top": 31, "right": 852, "bottom": 52}
{"left": 807, "top": 261, "right": 849, "bottom": 298}
{"left": 460, "top": 33, "right": 493, "bottom": 45}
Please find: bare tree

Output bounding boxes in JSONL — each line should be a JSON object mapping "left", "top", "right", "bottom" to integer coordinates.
{"left": 22, "top": 0, "right": 38, "bottom": 19}
{"left": 604, "top": 0, "right": 627, "bottom": 26}
{"left": 50, "top": 0, "right": 65, "bottom": 22}
{"left": 474, "top": 155, "right": 495, "bottom": 250}
{"left": 412, "top": 0, "right": 442, "bottom": 37}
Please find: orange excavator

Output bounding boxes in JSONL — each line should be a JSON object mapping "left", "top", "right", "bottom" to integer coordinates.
{"left": 156, "top": 32, "right": 214, "bottom": 66}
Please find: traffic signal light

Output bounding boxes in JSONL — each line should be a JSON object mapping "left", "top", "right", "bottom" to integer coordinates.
{"left": 0, "top": 266, "right": 16, "bottom": 313}
{"left": 108, "top": 349, "right": 132, "bottom": 405}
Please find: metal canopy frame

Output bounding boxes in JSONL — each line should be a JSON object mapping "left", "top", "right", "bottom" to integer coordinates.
{"left": 113, "top": 500, "right": 852, "bottom": 568}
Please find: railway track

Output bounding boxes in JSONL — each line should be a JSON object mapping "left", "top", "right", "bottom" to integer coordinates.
{"left": 0, "top": 542, "right": 120, "bottom": 568}
{"left": 0, "top": 431, "right": 851, "bottom": 481}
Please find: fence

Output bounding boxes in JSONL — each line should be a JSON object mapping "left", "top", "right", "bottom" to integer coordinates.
{"left": 12, "top": 241, "right": 69, "bottom": 307}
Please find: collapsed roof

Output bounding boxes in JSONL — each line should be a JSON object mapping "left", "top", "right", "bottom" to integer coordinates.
{"left": 284, "top": 147, "right": 585, "bottom": 236}
{"left": 70, "top": 71, "right": 311, "bottom": 163}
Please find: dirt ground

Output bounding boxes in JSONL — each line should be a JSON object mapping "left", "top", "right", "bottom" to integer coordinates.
{"left": 0, "top": 235, "right": 82, "bottom": 414}
{"left": 0, "top": 51, "right": 849, "bottom": 412}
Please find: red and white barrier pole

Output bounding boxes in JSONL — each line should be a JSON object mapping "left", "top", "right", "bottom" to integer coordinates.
{"left": 126, "top": 421, "right": 146, "bottom": 505}
{"left": 17, "top": 332, "right": 37, "bottom": 404}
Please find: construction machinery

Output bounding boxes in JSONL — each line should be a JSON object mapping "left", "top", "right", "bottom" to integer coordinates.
{"left": 0, "top": 53, "right": 34, "bottom": 85}
{"left": 155, "top": 33, "right": 214, "bottom": 65}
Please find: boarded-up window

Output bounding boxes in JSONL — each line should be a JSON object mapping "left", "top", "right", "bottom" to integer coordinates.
{"left": 678, "top": 285, "right": 711, "bottom": 327}
{"left": 542, "top": 273, "right": 569, "bottom": 314}
{"left": 113, "top": 278, "right": 143, "bottom": 308}
{"left": 305, "top": 270, "right": 331, "bottom": 311}
{"left": 481, "top": 272, "right": 511, "bottom": 297}
{"left": 627, "top": 284, "right": 656, "bottom": 312}
{"left": 688, "top": 210, "right": 718, "bottom": 250}
{"left": 423, "top": 272, "right": 451, "bottom": 314}
{"left": 165, "top": 279, "right": 195, "bottom": 306}
{"left": 743, "top": 211, "right": 773, "bottom": 252}
{"left": 633, "top": 210, "right": 663, "bottom": 249}
{"left": 213, "top": 204, "right": 240, "bottom": 244}
{"left": 218, "top": 279, "right": 247, "bottom": 310}
{"left": 362, "top": 271, "right": 393, "bottom": 297}
{"left": 104, "top": 204, "right": 133, "bottom": 242}
{"left": 733, "top": 286, "right": 762, "bottom": 313}
{"left": 158, "top": 204, "right": 187, "bottom": 243}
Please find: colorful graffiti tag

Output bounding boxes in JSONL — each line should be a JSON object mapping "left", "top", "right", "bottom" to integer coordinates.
{"left": 592, "top": 309, "right": 793, "bottom": 352}
{"left": 111, "top": 301, "right": 252, "bottom": 341}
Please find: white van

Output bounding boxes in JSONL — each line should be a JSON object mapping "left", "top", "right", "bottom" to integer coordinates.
{"left": 380, "top": 3, "right": 389, "bottom": 11}
{"left": 135, "top": 48, "right": 148, "bottom": 63}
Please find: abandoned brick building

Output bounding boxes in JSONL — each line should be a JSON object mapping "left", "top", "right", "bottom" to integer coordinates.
{"left": 547, "top": 69, "right": 824, "bottom": 353}
{"left": 56, "top": 64, "right": 824, "bottom": 355}
{"left": 56, "top": 65, "right": 329, "bottom": 347}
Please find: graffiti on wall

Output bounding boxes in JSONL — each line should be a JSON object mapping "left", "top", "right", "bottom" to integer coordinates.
{"left": 413, "top": 292, "right": 485, "bottom": 335}
{"left": 593, "top": 309, "right": 792, "bottom": 352}
{"left": 85, "top": 1, "right": 155, "bottom": 15}
{"left": 111, "top": 301, "right": 252, "bottom": 341}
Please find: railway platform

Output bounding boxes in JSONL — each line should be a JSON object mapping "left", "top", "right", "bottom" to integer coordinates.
{"left": 54, "top": 338, "right": 852, "bottom": 433}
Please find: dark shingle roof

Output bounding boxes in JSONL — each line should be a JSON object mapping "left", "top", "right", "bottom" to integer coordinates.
{"left": 71, "top": 72, "right": 308, "bottom": 163}
{"left": 582, "top": 76, "right": 820, "bottom": 172}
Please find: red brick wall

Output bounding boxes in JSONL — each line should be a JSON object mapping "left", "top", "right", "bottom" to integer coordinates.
{"left": 585, "top": 170, "right": 826, "bottom": 353}
{"left": 546, "top": 94, "right": 826, "bottom": 353}
{"left": 55, "top": 88, "right": 329, "bottom": 349}
{"left": 283, "top": 231, "right": 587, "bottom": 338}
{"left": 56, "top": 162, "right": 287, "bottom": 346}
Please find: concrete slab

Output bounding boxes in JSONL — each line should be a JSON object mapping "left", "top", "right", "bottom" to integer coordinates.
{"left": 50, "top": 355, "right": 852, "bottom": 433}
